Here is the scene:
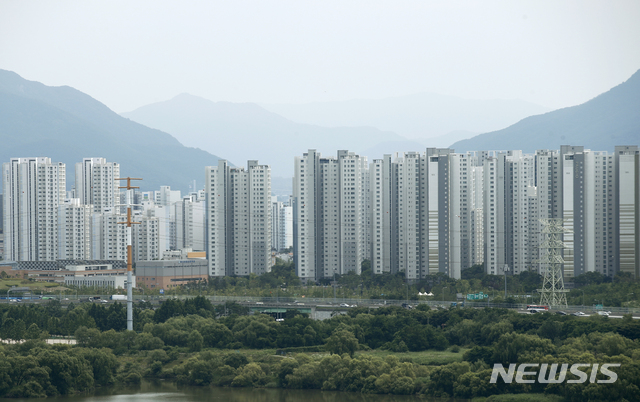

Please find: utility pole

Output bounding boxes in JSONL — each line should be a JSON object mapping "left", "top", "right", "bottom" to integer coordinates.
{"left": 504, "top": 264, "right": 509, "bottom": 300}
{"left": 117, "top": 177, "right": 142, "bottom": 331}
{"left": 333, "top": 272, "right": 337, "bottom": 302}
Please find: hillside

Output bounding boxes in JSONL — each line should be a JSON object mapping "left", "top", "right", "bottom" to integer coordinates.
{"left": 451, "top": 69, "right": 640, "bottom": 152}
{"left": 0, "top": 70, "right": 222, "bottom": 192}
{"left": 121, "top": 94, "right": 405, "bottom": 179}
{"left": 261, "top": 93, "right": 550, "bottom": 139}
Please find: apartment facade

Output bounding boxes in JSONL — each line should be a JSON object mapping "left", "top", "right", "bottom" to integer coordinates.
{"left": 206, "top": 160, "right": 272, "bottom": 277}
{"left": 75, "top": 157, "right": 120, "bottom": 213}
{"left": 57, "top": 198, "right": 92, "bottom": 260}
{"left": 2, "top": 157, "right": 66, "bottom": 262}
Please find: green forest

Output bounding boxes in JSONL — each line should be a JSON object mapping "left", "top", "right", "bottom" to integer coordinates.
{"left": 0, "top": 290, "right": 639, "bottom": 401}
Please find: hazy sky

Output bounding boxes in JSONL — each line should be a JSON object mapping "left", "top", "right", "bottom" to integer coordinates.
{"left": 1, "top": 0, "right": 639, "bottom": 113}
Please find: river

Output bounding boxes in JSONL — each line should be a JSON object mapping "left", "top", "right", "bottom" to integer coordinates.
{"left": 0, "top": 381, "right": 460, "bottom": 402}
{"left": 0, "top": 381, "right": 461, "bottom": 402}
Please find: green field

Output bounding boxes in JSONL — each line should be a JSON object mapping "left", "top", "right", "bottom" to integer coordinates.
{"left": 0, "top": 278, "right": 65, "bottom": 292}
{"left": 355, "top": 347, "right": 467, "bottom": 366}
{"left": 473, "top": 394, "right": 564, "bottom": 402}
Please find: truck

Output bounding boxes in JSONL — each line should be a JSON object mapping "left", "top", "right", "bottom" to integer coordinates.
{"left": 110, "top": 295, "right": 127, "bottom": 301}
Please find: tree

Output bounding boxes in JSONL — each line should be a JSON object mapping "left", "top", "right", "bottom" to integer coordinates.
{"left": 36, "top": 348, "right": 94, "bottom": 395}
{"left": 135, "top": 332, "right": 165, "bottom": 350}
{"left": 188, "top": 330, "right": 204, "bottom": 352}
{"left": 74, "top": 326, "right": 101, "bottom": 348}
{"left": 24, "top": 323, "right": 41, "bottom": 340}
{"left": 153, "top": 299, "right": 185, "bottom": 323}
{"left": 72, "top": 348, "right": 119, "bottom": 386}
{"left": 325, "top": 329, "right": 359, "bottom": 357}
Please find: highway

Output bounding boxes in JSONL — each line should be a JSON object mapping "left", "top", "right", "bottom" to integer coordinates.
{"left": 2, "top": 296, "right": 639, "bottom": 319}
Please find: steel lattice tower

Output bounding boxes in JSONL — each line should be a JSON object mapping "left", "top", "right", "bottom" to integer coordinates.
{"left": 538, "top": 218, "right": 569, "bottom": 308}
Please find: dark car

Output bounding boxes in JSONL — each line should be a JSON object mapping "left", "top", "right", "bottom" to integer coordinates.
{"left": 555, "top": 311, "right": 568, "bottom": 315}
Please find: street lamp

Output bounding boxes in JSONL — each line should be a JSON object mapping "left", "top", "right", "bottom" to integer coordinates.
{"left": 581, "top": 290, "right": 585, "bottom": 308}
{"left": 503, "top": 264, "right": 509, "bottom": 300}
{"left": 405, "top": 282, "right": 409, "bottom": 305}
{"left": 442, "top": 287, "right": 448, "bottom": 305}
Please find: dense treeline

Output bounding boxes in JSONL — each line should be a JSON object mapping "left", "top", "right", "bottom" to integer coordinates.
{"left": 2, "top": 295, "right": 640, "bottom": 399}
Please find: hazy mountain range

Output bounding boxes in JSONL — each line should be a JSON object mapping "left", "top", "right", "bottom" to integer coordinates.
{"left": 1, "top": 67, "right": 638, "bottom": 197}
{"left": 123, "top": 94, "right": 406, "bottom": 179}
{"left": 260, "top": 93, "right": 550, "bottom": 139}
{"left": 0, "top": 69, "right": 222, "bottom": 193}
{"left": 121, "top": 94, "right": 548, "bottom": 179}
{"left": 451, "top": 69, "right": 640, "bottom": 152}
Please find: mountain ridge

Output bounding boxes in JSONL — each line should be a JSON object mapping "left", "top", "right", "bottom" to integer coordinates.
{"left": 451, "top": 69, "right": 640, "bottom": 152}
{"left": 259, "top": 92, "right": 551, "bottom": 139}
{"left": 122, "top": 94, "right": 406, "bottom": 179}
{"left": 0, "top": 70, "right": 223, "bottom": 193}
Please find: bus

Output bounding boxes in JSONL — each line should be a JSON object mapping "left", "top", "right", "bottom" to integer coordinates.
{"left": 527, "top": 304, "right": 549, "bottom": 313}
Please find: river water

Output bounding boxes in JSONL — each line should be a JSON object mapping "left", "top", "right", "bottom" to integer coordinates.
{"left": 0, "top": 381, "right": 455, "bottom": 402}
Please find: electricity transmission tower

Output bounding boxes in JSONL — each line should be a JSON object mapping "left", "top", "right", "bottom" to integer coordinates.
{"left": 538, "top": 218, "right": 569, "bottom": 308}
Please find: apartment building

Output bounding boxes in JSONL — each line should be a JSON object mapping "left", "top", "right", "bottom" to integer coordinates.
{"left": 91, "top": 210, "right": 128, "bottom": 261}
{"left": 2, "top": 157, "right": 66, "bottom": 261}
{"left": 272, "top": 201, "right": 293, "bottom": 251}
{"left": 75, "top": 157, "right": 120, "bottom": 213}
{"left": 293, "top": 150, "right": 369, "bottom": 281}
{"left": 206, "top": 160, "right": 272, "bottom": 277}
{"left": 133, "top": 213, "right": 160, "bottom": 261}
{"left": 57, "top": 198, "right": 92, "bottom": 260}
{"left": 174, "top": 195, "right": 205, "bottom": 251}
{"left": 614, "top": 145, "right": 640, "bottom": 278}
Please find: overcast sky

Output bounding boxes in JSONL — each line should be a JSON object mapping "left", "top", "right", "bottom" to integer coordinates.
{"left": 1, "top": 0, "right": 639, "bottom": 113}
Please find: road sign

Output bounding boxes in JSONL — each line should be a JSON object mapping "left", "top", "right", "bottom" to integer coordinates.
{"left": 467, "top": 292, "right": 489, "bottom": 300}
{"left": 159, "top": 289, "right": 164, "bottom": 294}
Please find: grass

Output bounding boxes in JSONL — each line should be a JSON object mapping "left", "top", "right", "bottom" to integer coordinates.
{"left": 473, "top": 394, "right": 564, "bottom": 402}
{"left": 0, "top": 278, "right": 65, "bottom": 291}
{"left": 356, "top": 348, "right": 467, "bottom": 366}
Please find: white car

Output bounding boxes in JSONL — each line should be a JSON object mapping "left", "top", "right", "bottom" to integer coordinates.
{"left": 597, "top": 311, "right": 611, "bottom": 316}
{"left": 572, "top": 311, "right": 586, "bottom": 316}
{"left": 340, "top": 303, "right": 350, "bottom": 307}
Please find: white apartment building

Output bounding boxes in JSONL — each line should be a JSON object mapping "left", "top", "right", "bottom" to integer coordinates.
{"left": 531, "top": 149, "right": 561, "bottom": 275}
{"left": 272, "top": 201, "right": 293, "bottom": 251}
{"left": 206, "top": 160, "right": 272, "bottom": 277}
{"left": 370, "top": 149, "right": 481, "bottom": 280}
{"left": 425, "top": 148, "right": 459, "bottom": 278}
{"left": 57, "top": 198, "right": 92, "bottom": 260}
{"left": 142, "top": 205, "right": 174, "bottom": 258}
{"left": 451, "top": 152, "right": 485, "bottom": 274}
{"left": 174, "top": 195, "right": 205, "bottom": 251}
{"left": 293, "top": 150, "right": 369, "bottom": 281}
{"left": 393, "top": 152, "right": 424, "bottom": 279}
{"left": 2, "top": 157, "right": 66, "bottom": 261}
{"left": 370, "top": 155, "right": 392, "bottom": 275}
{"left": 504, "top": 151, "right": 535, "bottom": 274}
{"left": 614, "top": 145, "right": 640, "bottom": 278}
{"left": 556, "top": 147, "right": 615, "bottom": 278}
{"left": 75, "top": 157, "right": 120, "bottom": 213}
{"left": 155, "top": 186, "right": 181, "bottom": 207}
{"left": 91, "top": 210, "right": 128, "bottom": 261}
{"left": 133, "top": 213, "right": 160, "bottom": 261}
